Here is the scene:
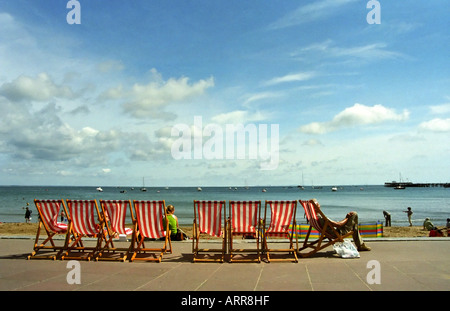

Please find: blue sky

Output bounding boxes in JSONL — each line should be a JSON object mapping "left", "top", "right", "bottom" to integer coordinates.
{"left": 0, "top": 0, "right": 449, "bottom": 187}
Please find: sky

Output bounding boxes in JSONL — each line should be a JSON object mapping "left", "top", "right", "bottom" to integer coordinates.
{"left": 0, "top": 0, "right": 449, "bottom": 187}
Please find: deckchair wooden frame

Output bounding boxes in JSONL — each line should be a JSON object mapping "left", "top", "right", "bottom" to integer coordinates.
{"left": 60, "top": 199, "right": 105, "bottom": 261}
{"left": 263, "top": 200, "right": 298, "bottom": 263}
{"left": 129, "top": 200, "right": 172, "bottom": 262}
{"left": 298, "top": 200, "right": 354, "bottom": 258}
{"left": 28, "top": 199, "right": 70, "bottom": 260}
{"left": 228, "top": 200, "right": 262, "bottom": 263}
{"left": 96, "top": 200, "right": 133, "bottom": 262}
{"left": 192, "top": 200, "right": 227, "bottom": 263}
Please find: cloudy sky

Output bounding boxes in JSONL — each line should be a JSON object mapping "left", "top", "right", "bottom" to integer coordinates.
{"left": 0, "top": 1, "right": 449, "bottom": 187}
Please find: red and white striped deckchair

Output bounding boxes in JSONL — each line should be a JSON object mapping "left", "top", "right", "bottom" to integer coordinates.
{"left": 298, "top": 200, "right": 353, "bottom": 258}
{"left": 60, "top": 199, "right": 104, "bottom": 261}
{"left": 193, "top": 200, "right": 227, "bottom": 262}
{"left": 96, "top": 200, "right": 133, "bottom": 261}
{"left": 130, "top": 200, "right": 172, "bottom": 262}
{"left": 28, "top": 199, "right": 69, "bottom": 260}
{"left": 228, "top": 200, "right": 261, "bottom": 263}
{"left": 263, "top": 200, "right": 298, "bottom": 262}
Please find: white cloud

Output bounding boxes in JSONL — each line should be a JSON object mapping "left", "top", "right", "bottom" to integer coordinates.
{"left": 0, "top": 73, "right": 75, "bottom": 102}
{"left": 211, "top": 110, "right": 267, "bottom": 124}
{"left": 429, "top": 103, "right": 450, "bottom": 115}
{"left": 264, "top": 72, "right": 316, "bottom": 86}
{"left": 120, "top": 70, "right": 214, "bottom": 119}
{"left": 419, "top": 118, "right": 450, "bottom": 132}
{"left": 297, "top": 40, "right": 405, "bottom": 62}
{"left": 269, "top": 0, "right": 358, "bottom": 29}
{"left": 300, "top": 103, "right": 410, "bottom": 134}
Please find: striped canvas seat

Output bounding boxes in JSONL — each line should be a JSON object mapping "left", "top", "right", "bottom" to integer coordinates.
{"left": 298, "top": 200, "right": 354, "bottom": 258}
{"left": 60, "top": 200, "right": 104, "bottom": 261}
{"left": 97, "top": 200, "right": 133, "bottom": 261}
{"left": 129, "top": 200, "right": 172, "bottom": 262}
{"left": 28, "top": 199, "right": 69, "bottom": 260}
{"left": 193, "top": 200, "right": 226, "bottom": 262}
{"left": 228, "top": 201, "right": 261, "bottom": 263}
{"left": 263, "top": 200, "right": 298, "bottom": 262}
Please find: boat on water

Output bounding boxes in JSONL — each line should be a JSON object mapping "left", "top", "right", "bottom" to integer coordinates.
{"left": 140, "top": 177, "right": 147, "bottom": 192}
{"left": 331, "top": 187, "right": 338, "bottom": 191}
{"left": 96, "top": 187, "right": 103, "bottom": 192}
{"left": 197, "top": 187, "right": 202, "bottom": 192}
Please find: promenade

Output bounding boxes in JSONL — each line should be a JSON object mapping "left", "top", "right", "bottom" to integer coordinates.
{"left": 1, "top": 236, "right": 449, "bottom": 295}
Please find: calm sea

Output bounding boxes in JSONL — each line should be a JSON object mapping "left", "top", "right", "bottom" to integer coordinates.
{"left": 1, "top": 185, "right": 449, "bottom": 227}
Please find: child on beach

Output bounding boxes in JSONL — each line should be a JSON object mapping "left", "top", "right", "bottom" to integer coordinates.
{"left": 403, "top": 207, "right": 413, "bottom": 226}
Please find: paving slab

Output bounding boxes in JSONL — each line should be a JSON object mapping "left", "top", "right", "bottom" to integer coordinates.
{"left": 0, "top": 237, "right": 448, "bottom": 307}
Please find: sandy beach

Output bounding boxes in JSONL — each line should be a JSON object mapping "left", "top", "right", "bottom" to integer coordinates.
{"left": 0, "top": 222, "right": 443, "bottom": 238}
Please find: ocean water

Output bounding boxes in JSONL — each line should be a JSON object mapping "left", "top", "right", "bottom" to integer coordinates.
{"left": 1, "top": 185, "right": 449, "bottom": 227}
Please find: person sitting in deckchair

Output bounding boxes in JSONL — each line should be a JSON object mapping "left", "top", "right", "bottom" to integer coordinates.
{"left": 311, "top": 199, "right": 371, "bottom": 251}
{"left": 164, "top": 205, "right": 188, "bottom": 241}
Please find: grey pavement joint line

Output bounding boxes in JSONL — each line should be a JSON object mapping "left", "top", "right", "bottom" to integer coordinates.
{"left": 305, "top": 265, "right": 314, "bottom": 291}
{"left": 194, "top": 264, "right": 224, "bottom": 291}
{"left": 254, "top": 264, "right": 264, "bottom": 291}
{"left": 133, "top": 262, "right": 183, "bottom": 291}
{"left": 345, "top": 261, "right": 372, "bottom": 291}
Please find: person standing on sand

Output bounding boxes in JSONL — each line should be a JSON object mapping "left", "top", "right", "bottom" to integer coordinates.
{"left": 24, "top": 207, "right": 32, "bottom": 223}
{"left": 403, "top": 207, "right": 413, "bottom": 226}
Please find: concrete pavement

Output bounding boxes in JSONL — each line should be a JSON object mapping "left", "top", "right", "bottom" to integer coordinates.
{"left": 1, "top": 236, "right": 449, "bottom": 293}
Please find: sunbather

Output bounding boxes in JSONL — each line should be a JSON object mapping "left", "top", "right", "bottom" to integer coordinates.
{"left": 312, "top": 199, "right": 371, "bottom": 251}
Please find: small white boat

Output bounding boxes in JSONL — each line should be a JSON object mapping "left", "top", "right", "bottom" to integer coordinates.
{"left": 197, "top": 187, "right": 202, "bottom": 191}
{"left": 140, "top": 177, "right": 147, "bottom": 192}
{"left": 262, "top": 188, "right": 267, "bottom": 192}
{"left": 331, "top": 187, "right": 338, "bottom": 191}
{"left": 96, "top": 187, "right": 103, "bottom": 192}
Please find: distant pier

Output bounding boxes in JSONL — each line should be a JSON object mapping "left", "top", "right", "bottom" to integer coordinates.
{"left": 384, "top": 182, "right": 450, "bottom": 188}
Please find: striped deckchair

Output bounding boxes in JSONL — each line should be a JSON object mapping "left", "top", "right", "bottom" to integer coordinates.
{"left": 96, "top": 200, "right": 133, "bottom": 261}
{"left": 129, "top": 200, "right": 172, "bottom": 262}
{"left": 263, "top": 200, "right": 298, "bottom": 262}
{"left": 298, "top": 200, "right": 353, "bottom": 258}
{"left": 28, "top": 199, "right": 69, "bottom": 260}
{"left": 192, "top": 200, "right": 227, "bottom": 262}
{"left": 228, "top": 200, "right": 261, "bottom": 263}
{"left": 60, "top": 199, "right": 104, "bottom": 261}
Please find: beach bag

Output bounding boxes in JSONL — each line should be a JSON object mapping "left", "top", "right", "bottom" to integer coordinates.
{"left": 333, "top": 239, "right": 360, "bottom": 258}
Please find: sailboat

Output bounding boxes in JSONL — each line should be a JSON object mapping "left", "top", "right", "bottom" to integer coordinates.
{"left": 140, "top": 177, "right": 147, "bottom": 192}
{"left": 394, "top": 173, "right": 406, "bottom": 190}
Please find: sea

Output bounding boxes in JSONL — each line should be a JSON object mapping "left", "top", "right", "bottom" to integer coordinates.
{"left": 1, "top": 185, "right": 449, "bottom": 227}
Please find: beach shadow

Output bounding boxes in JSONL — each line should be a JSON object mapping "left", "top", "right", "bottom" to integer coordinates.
{"left": 0, "top": 252, "right": 30, "bottom": 260}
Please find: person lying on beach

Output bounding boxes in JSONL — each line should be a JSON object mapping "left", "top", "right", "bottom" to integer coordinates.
{"left": 312, "top": 199, "right": 371, "bottom": 251}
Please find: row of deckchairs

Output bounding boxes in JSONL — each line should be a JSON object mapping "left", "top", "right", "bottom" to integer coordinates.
{"left": 193, "top": 200, "right": 354, "bottom": 263}
{"left": 29, "top": 199, "right": 353, "bottom": 263}
{"left": 29, "top": 199, "right": 172, "bottom": 262}
{"left": 193, "top": 200, "right": 299, "bottom": 263}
